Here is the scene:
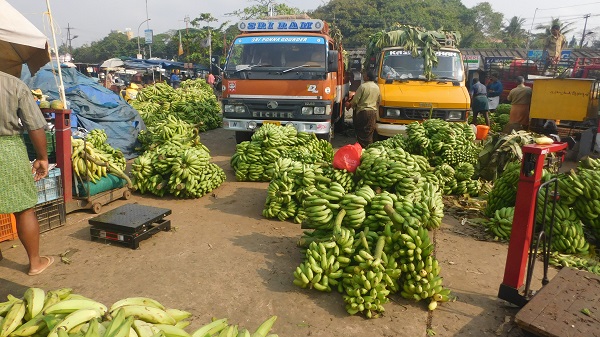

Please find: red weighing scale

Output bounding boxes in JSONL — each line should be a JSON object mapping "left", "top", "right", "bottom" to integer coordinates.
{"left": 498, "top": 142, "right": 600, "bottom": 336}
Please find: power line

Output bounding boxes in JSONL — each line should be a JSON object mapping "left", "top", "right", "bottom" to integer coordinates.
{"left": 536, "top": 1, "right": 600, "bottom": 11}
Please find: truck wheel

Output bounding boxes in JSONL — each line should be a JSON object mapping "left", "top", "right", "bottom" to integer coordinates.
{"left": 235, "top": 131, "right": 253, "bottom": 144}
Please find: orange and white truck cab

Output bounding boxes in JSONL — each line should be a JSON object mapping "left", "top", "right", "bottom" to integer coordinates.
{"left": 221, "top": 17, "right": 348, "bottom": 143}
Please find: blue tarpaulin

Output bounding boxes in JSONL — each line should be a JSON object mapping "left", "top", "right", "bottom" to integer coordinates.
{"left": 23, "top": 62, "right": 145, "bottom": 159}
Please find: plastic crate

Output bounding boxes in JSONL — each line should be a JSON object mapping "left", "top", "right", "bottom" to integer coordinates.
{"left": 35, "top": 197, "right": 66, "bottom": 233}
{"left": 23, "top": 130, "right": 56, "bottom": 163}
{"left": 36, "top": 168, "right": 62, "bottom": 204}
{"left": 0, "top": 214, "right": 18, "bottom": 242}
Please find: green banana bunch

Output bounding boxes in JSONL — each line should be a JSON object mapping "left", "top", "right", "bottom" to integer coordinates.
{"left": 133, "top": 79, "right": 221, "bottom": 132}
{"left": 484, "top": 161, "right": 521, "bottom": 217}
{"left": 485, "top": 206, "right": 515, "bottom": 240}
{"left": 233, "top": 125, "right": 333, "bottom": 182}
{"left": 454, "top": 162, "right": 475, "bottom": 182}
{"left": 548, "top": 252, "right": 600, "bottom": 276}
{"left": 131, "top": 118, "right": 225, "bottom": 198}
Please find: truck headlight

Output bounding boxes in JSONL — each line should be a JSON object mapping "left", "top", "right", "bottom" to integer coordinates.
{"left": 224, "top": 104, "right": 235, "bottom": 113}
{"left": 314, "top": 106, "right": 326, "bottom": 115}
{"left": 386, "top": 109, "right": 401, "bottom": 117}
{"left": 302, "top": 107, "right": 313, "bottom": 115}
{"left": 234, "top": 105, "right": 246, "bottom": 113}
{"left": 447, "top": 111, "right": 462, "bottom": 120}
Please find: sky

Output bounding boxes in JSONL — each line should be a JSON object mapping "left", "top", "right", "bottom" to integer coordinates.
{"left": 7, "top": 0, "right": 600, "bottom": 49}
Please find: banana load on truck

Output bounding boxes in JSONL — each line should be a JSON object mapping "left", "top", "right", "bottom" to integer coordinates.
{"left": 363, "top": 24, "right": 470, "bottom": 138}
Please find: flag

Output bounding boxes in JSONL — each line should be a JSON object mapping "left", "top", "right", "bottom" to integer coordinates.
{"left": 178, "top": 31, "right": 184, "bottom": 56}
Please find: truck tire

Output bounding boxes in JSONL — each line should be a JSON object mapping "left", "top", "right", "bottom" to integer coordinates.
{"left": 235, "top": 131, "right": 253, "bottom": 144}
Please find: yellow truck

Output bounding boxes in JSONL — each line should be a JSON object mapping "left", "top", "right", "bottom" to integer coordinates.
{"left": 364, "top": 27, "right": 470, "bottom": 137}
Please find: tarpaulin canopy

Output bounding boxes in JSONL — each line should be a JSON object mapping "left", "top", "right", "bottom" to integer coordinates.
{"left": 25, "top": 62, "right": 145, "bottom": 159}
{"left": 0, "top": 0, "right": 50, "bottom": 77}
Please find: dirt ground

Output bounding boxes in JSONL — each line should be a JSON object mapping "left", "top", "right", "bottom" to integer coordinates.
{"left": 0, "top": 127, "right": 558, "bottom": 337}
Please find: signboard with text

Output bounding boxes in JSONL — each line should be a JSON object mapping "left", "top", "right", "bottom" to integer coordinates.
{"left": 144, "top": 29, "right": 153, "bottom": 44}
{"left": 462, "top": 55, "right": 480, "bottom": 70}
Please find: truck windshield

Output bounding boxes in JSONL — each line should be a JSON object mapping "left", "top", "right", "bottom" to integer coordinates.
{"left": 380, "top": 50, "right": 464, "bottom": 81}
{"left": 226, "top": 35, "right": 327, "bottom": 71}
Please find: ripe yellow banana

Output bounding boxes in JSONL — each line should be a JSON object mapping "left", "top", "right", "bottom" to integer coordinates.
{"left": 44, "top": 299, "right": 107, "bottom": 316}
{"left": 152, "top": 324, "right": 191, "bottom": 337}
{"left": 164, "top": 308, "right": 191, "bottom": 322}
{"left": 0, "top": 299, "right": 26, "bottom": 337}
{"left": 46, "top": 309, "right": 103, "bottom": 337}
{"left": 132, "top": 320, "right": 155, "bottom": 337}
{"left": 115, "top": 306, "right": 176, "bottom": 325}
{"left": 109, "top": 298, "right": 166, "bottom": 313}
{"left": 23, "top": 287, "right": 45, "bottom": 321}
{"left": 190, "top": 318, "right": 228, "bottom": 337}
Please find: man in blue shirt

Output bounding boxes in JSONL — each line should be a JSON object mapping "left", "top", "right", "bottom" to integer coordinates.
{"left": 170, "top": 72, "right": 181, "bottom": 89}
{"left": 470, "top": 77, "right": 490, "bottom": 126}
{"left": 486, "top": 74, "right": 503, "bottom": 112}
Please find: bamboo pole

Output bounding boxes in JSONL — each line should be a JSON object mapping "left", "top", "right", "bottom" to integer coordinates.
{"left": 45, "top": 0, "right": 67, "bottom": 105}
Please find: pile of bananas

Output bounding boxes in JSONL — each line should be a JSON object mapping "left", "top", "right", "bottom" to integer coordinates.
{"left": 0, "top": 288, "right": 278, "bottom": 337}
{"left": 484, "top": 161, "right": 521, "bottom": 217}
{"left": 132, "top": 79, "right": 221, "bottom": 132}
{"left": 382, "top": 205, "right": 452, "bottom": 311}
{"left": 485, "top": 207, "right": 514, "bottom": 240}
{"left": 291, "top": 178, "right": 453, "bottom": 318}
{"left": 86, "top": 130, "right": 127, "bottom": 170}
{"left": 231, "top": 125, "right": 333, "bottom": 182}
{"left": 71, "top": 137, "right": 131, "bottom": 187}
{"left": 262, "top": 158, "right": 329, "bottom": 223}
{"left": 322, "top": 167, "right": 356, "bottom": 193}
{"left": 404, "top": 120, "right": 479, "bottom": 168}
{"left": 131, "top": 117, "right": 225, "bottom": 198}
{"left": 549, "top": 252, "right": 600, "bottom": 275}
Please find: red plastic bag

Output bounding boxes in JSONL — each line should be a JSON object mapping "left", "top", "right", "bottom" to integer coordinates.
{"left": 333, "top": 143, "right": 363, "bottom": 173}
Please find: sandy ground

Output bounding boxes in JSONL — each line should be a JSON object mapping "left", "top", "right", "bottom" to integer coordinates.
{"left": 0, "top": 127, "right": 558, "bottom": 337}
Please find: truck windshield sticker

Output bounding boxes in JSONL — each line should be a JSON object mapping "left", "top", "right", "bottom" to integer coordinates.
{"left": 234, "top": 36, "right": 325, "bottom": 45}
{"left": 388, "top": 50, "right": 458, "bottom": 57}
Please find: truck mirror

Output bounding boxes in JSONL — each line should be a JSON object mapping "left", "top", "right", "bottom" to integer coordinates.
{"left": 328, "top": 50, "right": 339, "bottom": 73}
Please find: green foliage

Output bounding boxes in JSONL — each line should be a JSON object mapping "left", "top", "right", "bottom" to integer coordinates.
{"left": 309, "top": 0, "right": 504, "bottom": 49}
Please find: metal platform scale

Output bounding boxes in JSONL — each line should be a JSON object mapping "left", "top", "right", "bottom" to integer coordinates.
{"left": 89, "top": 204, "right": 172, "bottom": 249}
{"left": 498, "top": 143, "right": 600, "bottom": 336}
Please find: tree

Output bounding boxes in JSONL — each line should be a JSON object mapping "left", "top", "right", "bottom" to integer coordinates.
{"left": 309, "top": 0, "right": 475, "bottom": 49}
{"left": 502, "top": 16, "right": 527, "bottom": 48}
{"left": 226, "top": 0, "right": 303, "bottom": 19}
{"left": 72, "top": 31, "right": 138, "bottom": 63}
{"left": 460, "top": 2, "right": 504, "bottom": 48}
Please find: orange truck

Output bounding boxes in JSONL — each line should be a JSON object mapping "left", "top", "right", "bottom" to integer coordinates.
{"left": 221, "top": 17, "right": 348, "bottom": 143}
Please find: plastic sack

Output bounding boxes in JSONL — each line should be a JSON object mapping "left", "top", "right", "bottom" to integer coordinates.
{"left": 333, "top": 142, "right": 363, "bottom": 173}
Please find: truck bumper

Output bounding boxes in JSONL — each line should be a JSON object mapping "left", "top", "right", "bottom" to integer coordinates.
{"left": 376, "top": 123, "right": 408, "bottom": 137}
{"left": 223, "top": 118, "right": 331, "bottom": 134}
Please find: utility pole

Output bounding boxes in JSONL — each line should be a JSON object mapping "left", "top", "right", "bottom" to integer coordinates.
{"left": 66, "top": 23, "right": 76, "bottom": 55}
{"left": 580, "top": 14, "right": 591, "bottom": 48}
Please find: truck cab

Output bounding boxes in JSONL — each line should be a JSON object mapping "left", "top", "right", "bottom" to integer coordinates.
{"left": 221, "top": 18, "right": 347, "bottom": 143}
{"left": 374, "top": 47, "right": 470, "bottom": 137}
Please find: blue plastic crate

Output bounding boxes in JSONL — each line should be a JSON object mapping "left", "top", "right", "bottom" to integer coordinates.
{"left": 36, "top": 168, "right": 62, "bottom": 204}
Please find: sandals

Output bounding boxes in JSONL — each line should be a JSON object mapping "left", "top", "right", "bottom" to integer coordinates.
{"left": 28, "top": 256, "right": 54, "bottom": 276}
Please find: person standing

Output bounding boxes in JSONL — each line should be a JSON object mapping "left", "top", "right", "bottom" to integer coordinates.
{"left": 170, "top": 71, "right": 181, "bottom": 89}
{"left": 0, "top": 71, "right": 53, "bottom": 276}
{"left": 346, "top": 70, "right": 381, "bottom": 148}
{"left": 470, "top": 77, "right": 490, "bottom": 126}
{"left": 486, "top": 74, "right": 503, "bottom": 112}
{"left": 504, "top": 76, "right": 533, "bottom": 132}
{"left": 543, "top": 24, "right": 566, "bottom": 74}
{"left": 207, "top": 72, "right": 215, "bottom": 87}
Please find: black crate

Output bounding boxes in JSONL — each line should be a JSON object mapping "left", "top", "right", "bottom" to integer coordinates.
{"left": 35, "top": 197, "right": 66, "bottom": 233}
{"left": 23, "top": 131, "right": 56, "bottom": 163}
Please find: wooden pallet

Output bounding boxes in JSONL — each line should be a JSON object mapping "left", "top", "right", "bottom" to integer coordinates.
{"left": 515, "top": 267, "right": 600, "bottom": 337}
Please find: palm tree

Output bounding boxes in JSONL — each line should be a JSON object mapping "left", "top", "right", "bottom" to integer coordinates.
{"left": 502, "top": 16, "right": 527, "bottom": 48}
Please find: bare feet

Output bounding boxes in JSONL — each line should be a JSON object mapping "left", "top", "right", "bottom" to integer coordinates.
{"left": 28, "top": 256, "right": 54, "bottom": 276}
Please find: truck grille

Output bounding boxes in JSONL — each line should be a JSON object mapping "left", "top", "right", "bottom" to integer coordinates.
{"left": 402, "top": 109, "right": 447, "bottom": 120}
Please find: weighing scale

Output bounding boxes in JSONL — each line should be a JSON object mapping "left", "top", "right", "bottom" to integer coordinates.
{"left": 89, "top": 204, "right": 172, "bottom": 249}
